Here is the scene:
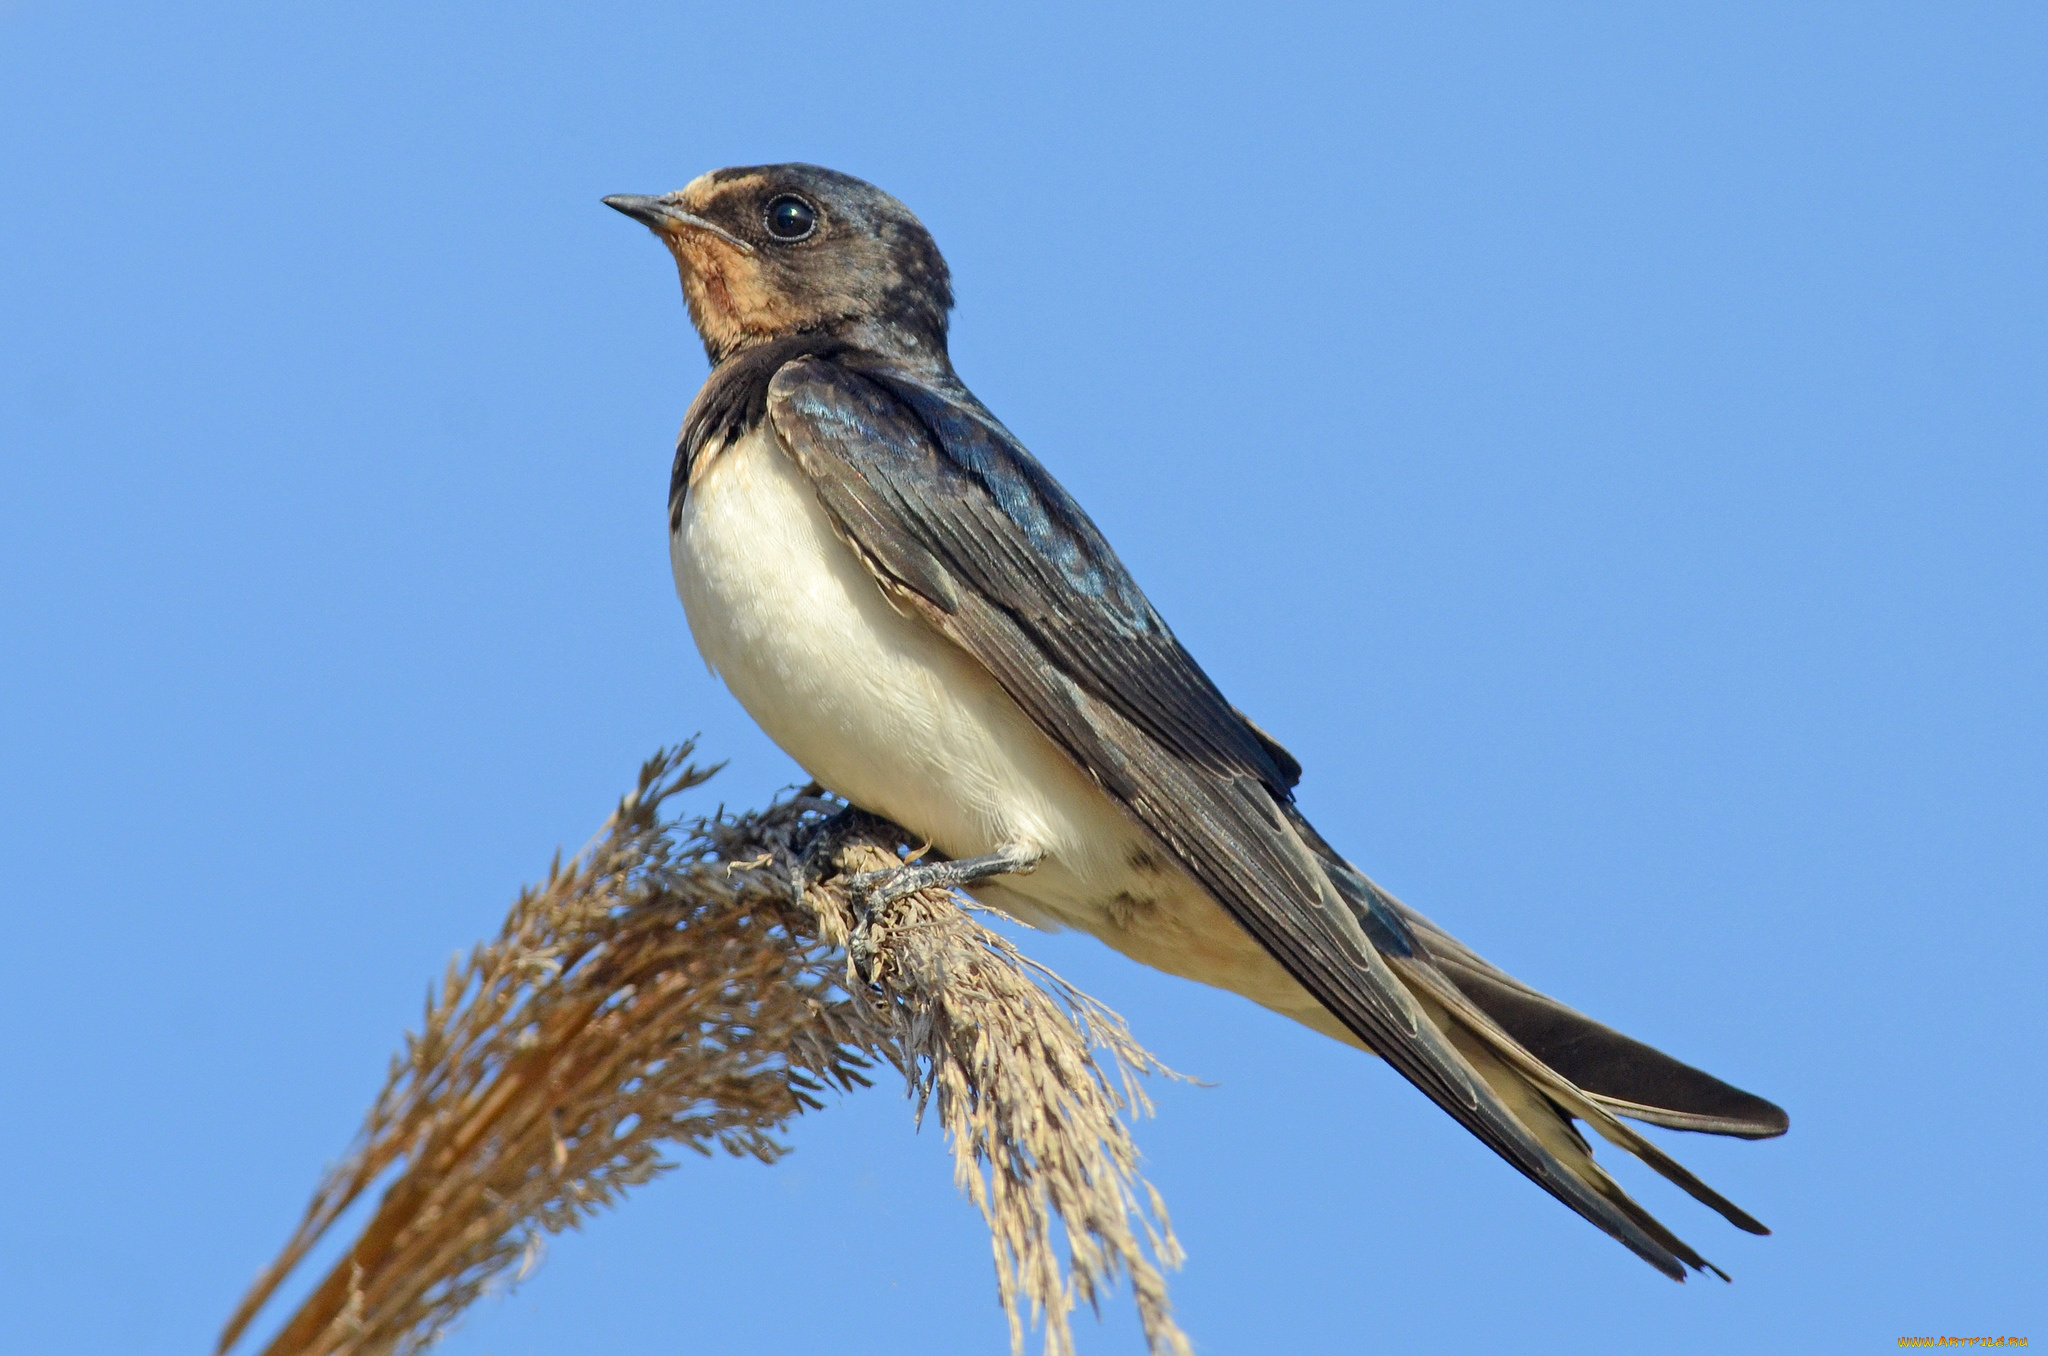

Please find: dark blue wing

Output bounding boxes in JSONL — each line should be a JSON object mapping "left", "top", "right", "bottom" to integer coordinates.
{"left": 793, "top": 358, "right": 1300, "bottom": 797}
{"left": 762, "top": 354, "right": 1720, "bottom": 1281}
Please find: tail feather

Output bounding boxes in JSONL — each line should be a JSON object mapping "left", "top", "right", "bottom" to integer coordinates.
{"left": 1392, "top": 944, "right": 1771, "bottom": 1237}
{"left": 1286, "top": 817, "right": 1783, "bottom": 1276}
{"left": 1415, "top": 986, "right": 1732, "bottom": 1278}
{"left": 1387, "top": 898, "right": 1790, "bottom": 1139}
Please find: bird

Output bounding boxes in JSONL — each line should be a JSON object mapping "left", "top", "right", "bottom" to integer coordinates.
{"left": 604, "top": 163, "right": 1787, "bottom": 1281}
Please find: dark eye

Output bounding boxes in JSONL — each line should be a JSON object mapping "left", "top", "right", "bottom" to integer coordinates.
{"left": 765, "top": 195, "right": 817, "bottom": 242}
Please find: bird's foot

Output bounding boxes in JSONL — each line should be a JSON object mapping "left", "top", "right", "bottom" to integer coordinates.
{"left": 844, "top": 843, "right": 1044, "bottom": 916}
{"left": 843, "top": 843, "right": 1043, "bottom": 986}
{"left": 789, "top": 805, "right": 902, "bottom": 904}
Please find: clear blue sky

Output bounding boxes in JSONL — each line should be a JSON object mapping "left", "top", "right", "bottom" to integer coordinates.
{"left": 1, "top": 3, "right": 2041, "bottom": 1352}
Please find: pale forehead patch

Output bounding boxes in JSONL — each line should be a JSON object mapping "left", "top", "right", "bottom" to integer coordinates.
{"left": 680, "top": 170, "right": 765, "bottom": 212}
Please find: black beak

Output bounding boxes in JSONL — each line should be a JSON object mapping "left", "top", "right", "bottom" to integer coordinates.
{"left": 602, "top": 195, "right": 671, "bottom": 229}
{"left": 602, "top": 194, "right": 757, "bottom": 255}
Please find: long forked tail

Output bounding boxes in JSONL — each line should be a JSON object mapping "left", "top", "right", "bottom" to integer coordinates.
{"left": 1382, "top": 894, "right": 1789, "bottom": 1139}
{"left": 1291, "top": 815, "right": 1785, "bottom": 1279}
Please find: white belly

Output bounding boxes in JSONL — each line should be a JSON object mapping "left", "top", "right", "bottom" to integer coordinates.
{"left": 670, "top": 424, "right": 1344, "bottom": 1032}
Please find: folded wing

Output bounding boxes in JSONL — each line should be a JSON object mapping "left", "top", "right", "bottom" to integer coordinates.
{"left": 764, "top": 354, "right": 1779, "bottom": 1280}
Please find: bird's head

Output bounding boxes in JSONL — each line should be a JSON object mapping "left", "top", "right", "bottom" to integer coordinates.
{"left": 605, "top": 164, "right": 953, "bottom": 368}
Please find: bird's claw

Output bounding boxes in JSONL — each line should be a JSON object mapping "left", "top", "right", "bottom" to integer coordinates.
{"left": 845, "top": 864, "right": 919, "bottom": 917}
{"left": 789, "top": 805, "right": 896, "bottom": 904}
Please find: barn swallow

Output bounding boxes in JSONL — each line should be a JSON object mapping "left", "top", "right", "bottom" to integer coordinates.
{"left": 605, "top": 165, "right": 1787, "bottom": 1280}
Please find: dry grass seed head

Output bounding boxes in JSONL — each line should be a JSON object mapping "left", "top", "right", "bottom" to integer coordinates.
{"left": 220, "top": 747, "right": 1186, "bottom": 1356}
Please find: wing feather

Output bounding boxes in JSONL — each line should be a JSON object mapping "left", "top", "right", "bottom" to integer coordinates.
{"left": 762, "top": 355, "right": 1752, "bottom": 1279}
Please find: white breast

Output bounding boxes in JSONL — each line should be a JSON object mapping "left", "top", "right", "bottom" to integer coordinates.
{"left": 670, "top": 423, "right": 1335, "bottom": 1028}
{"left": 672, "top": 423, "right": 1090, "bottom": 871}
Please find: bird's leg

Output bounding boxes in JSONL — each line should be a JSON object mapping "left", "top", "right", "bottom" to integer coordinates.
{"left": 789, "top": 804, "right": 903, "bottom": 902}
{"left": 843, "top": 842, "right": 1044, "bottom": 985}
{"left": 794, "top": 815, "right": 1043, "bottom": 984}
{"left": 846, "top": 842, "right": 1044, "bottom": 917}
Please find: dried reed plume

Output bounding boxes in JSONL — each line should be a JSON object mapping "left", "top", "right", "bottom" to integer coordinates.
{"left": 816, "top": 827, "right": 1191, "bottom": 1356}
{"left": 219, "top": 745, "right": 1188, "bottom": 1356}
